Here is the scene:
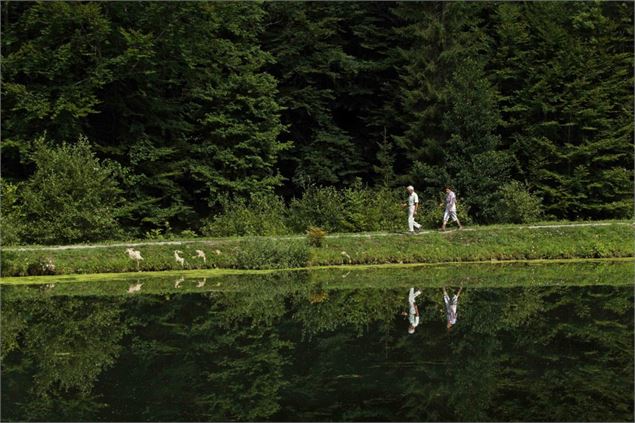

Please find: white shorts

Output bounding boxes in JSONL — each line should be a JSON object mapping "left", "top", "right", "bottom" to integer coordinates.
{"left": 443, "top": 209, "right": 458, "bottom": 222}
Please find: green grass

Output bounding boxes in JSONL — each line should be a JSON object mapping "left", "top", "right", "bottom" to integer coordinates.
{"left": 1, "top": 222, "right": 632, "bottom": 277}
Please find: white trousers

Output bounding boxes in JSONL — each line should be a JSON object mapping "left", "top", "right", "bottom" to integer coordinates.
{"left": 408, "top": 205, "right": 421, "bottom": 231}
{"left": 443, "top": 209, "right": 458, "bottom": 223}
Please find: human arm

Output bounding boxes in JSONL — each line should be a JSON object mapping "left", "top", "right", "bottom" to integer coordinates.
{"left": 414, "top": 304, "right": 419, "bottom": 317}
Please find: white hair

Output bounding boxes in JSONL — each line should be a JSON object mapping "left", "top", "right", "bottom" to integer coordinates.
{"left": 407, "top": 185, "right": 414, "bottom": 191}
{"left": 408, "top": 326, "right": 415, "bottom": 334}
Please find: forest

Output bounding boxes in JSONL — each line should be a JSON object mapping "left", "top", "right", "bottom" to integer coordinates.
{"left": 1, "top": 1, "right": 633, "bottom": 244}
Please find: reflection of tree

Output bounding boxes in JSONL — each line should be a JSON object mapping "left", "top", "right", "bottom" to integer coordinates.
{"left": 1, "top": 296, "right": 127, "bottom": 421}
{"left": 290, "top": 286, "right": 404, "bottom": 339}
{"left": 276, "top": 285, "right": 633, "bottom": 421}
{"left": 94, "top": 285, "right": 294, "bottom": 422}
{"left": 491, "top": 286, "right": 634, "bottom": 422}
{"left": 2, "top": 279, "right": 632, "bottom": 421}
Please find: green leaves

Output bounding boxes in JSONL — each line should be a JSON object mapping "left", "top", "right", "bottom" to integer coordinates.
{"left": 19, "top": 136, "right": 123, "bottom": 244}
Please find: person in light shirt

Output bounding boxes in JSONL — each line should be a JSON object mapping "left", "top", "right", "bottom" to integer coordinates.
{"left": 402, "top": 185, "right": 422, "bottom": 234}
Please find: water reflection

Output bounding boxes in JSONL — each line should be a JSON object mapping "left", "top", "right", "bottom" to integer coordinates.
{"left": 402, "top": 287, "right": 421, "bottom": 334}
{"left": 1, "top": 263, "right": 633, "bottom": 422}
{"left": 443, "top": 285, "right": 463, "bottom": 330}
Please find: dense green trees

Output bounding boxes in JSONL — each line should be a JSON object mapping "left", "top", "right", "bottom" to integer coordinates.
{"left": 1, "top": 2, "right": 632, "bottom": 243}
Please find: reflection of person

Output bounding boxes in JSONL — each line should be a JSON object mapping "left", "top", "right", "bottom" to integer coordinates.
{"left": 401, "top": 287, "right": 422, "bottom": 334}
{"left": 443, "top": 286, "right": 462, "bottom": 330}
{"left": 440, "top": 186, "right": 463, "bottom": 231}
{"left": 402, "top": 185, "right": 422, "bottom": 234}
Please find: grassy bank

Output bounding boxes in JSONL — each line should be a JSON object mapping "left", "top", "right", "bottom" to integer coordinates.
{"left": 1, "top": 222, "right": 632, "bottom": 277}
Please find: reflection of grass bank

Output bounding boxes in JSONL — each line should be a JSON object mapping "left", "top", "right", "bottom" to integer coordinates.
{"left": 1, "top": 260, "right": 632, "bottom": 298}
{"left": 1, "top": 223, "right": 632, "bottom": 277}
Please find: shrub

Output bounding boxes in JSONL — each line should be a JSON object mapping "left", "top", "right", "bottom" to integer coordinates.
{"left": 290, "top": 182, "right": 403, "bottom": 234}
{"left": 0, "top": 179, "right": 24, "bottom": 245}
{"left": 288, "top": 186, "right": 345, "bottom": 232}
{"left": 202, "top": 192, "right": 289, "bottom": 237}
{"left": 371, "top": 187, "right": 404, "bottom": 232}
{"left": 492, "top": 181, "right": 543, "bottom": 224}
{"left": 306, "top": 226, "right": 326, "bottom": 247}
{"left": 20, "top": 136, "right": 123, "bottom": 244}
{"left": 341, "top": 178, "right": 401, "bottom": 232}
{"left": 235, "top": 237, "right": 309, "bottom": 269}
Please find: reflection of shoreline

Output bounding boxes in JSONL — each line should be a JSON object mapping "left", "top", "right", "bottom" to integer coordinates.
{"left": 3, "top": 257, "right": 633, "bottom": 286}
{"left": 2, "top": 260, "right": 633, "bottom": 300}
{"left": 2, "top": 284, "right": 632, "bottom": 422}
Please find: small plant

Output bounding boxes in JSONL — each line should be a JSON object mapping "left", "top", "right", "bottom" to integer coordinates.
{"left": 306, "top": 226, "right": 327, "bottom": 247}
{"left": 144, "top": 228, "right": 165, "bottom": 240}
{"left": 26, "top": 257, "right": 56, "bottom": 276}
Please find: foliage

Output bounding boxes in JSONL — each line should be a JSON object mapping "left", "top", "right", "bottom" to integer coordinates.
{"left": 19, "top": 137, "right": 123, "bottom": 244}
{"left": 288, "top": 184, "right": 403, "bottom": 233}
{"left": 2, "top": 2, "right": 287, "bottom": 234}
{"left": 287, "top": 186, "right": 346, "bottom": 233}
{"left": 490, "top": 2, "right": 634, "bottom": 220}
{"left": 0, "top": 179, "right": 24, "bottom": 245}
{"left": 1, "top": 1, "right": 632, "bottom": 243}
{"left": 235, "top": 237, "right": 309, "bottom": 270}
{"left": 202, "top": 192, "right": 290, "bottom": 237}
{"left": 493, "top": 181, "right": 543, "bottom": 224}
{"left": 306, "top": 226, "right": 327, "bottom": 248}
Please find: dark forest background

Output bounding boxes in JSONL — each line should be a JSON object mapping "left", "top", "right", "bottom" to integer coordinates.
{"left": 1, "top": 2, "right": 633, "bottom": 243}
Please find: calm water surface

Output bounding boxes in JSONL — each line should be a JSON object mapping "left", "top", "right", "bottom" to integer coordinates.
{"left": 1, "top": 262, "right": 633, "bottom": 421}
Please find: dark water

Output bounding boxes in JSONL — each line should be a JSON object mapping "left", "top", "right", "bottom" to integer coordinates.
{"left": 1, "top": 263, "right": 634, "bottom": 422}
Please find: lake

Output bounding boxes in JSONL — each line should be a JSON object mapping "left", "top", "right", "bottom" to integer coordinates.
{"left": 1, "top": 260, "right": 633, "bottom": 421}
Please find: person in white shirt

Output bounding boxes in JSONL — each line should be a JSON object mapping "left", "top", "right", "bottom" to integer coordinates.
{"left": 402, "top": 185, "right": 422, "bottom": 234}
{"left": 443, "top": 286, "right": 462, "bottom": 330}
{"left": 441, "top": 186, "right": 463, "bottom": 231}
{"left": 401, "top": 287, "right": 422, "bottom": 334}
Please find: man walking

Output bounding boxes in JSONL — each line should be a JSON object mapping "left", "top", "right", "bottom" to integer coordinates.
{"left": 441, "top": 186, "right": 463, "bottom": 231}
{"left": 403, "top": 185, "right": 422, "bottom": 234}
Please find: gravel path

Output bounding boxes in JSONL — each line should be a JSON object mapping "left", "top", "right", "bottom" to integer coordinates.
{"left": 3, "top": 221, "right": 632, "bottom": 252}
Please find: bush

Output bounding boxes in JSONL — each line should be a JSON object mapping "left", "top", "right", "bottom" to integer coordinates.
{"left": 202, "top": 192, "right": 289, "bottom": 237}
{"left": 0, "top": 179, "right": 24, "bottom": 245}
{"left": 288, "top": 186, "right": 345, "bottom": 232}
{"left": 306, "top": 226, "right": 326, "bottom": 247}
{"left": 290, "top": 182, "right": 403, "bottom": 233}
{"left": 235, "top": 237, "right": 309, "bottom": 269}
{"left": 492, "top": 181, "right": 543, "bottom": 224}
{"left": 20, "top": 136, "right": 123, "bottom": 244}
